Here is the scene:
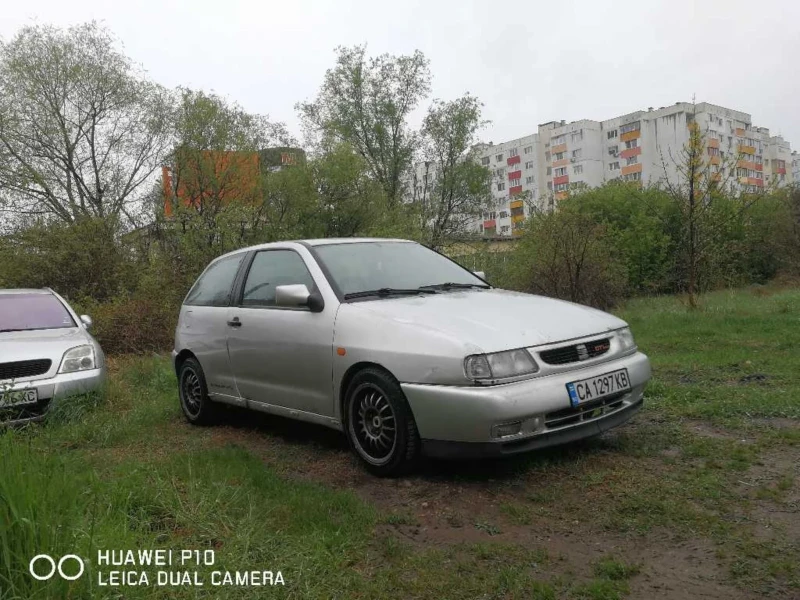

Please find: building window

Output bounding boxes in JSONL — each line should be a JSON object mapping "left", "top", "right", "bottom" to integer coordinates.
{"left": 571, "top": 130, "right": 583, "bottom": 143}
{"left": 547, "top": 181, "right": 553, "bottom": 191}
{"left": 546, "top": 167, "right": 552, "bottom": 175}
{"left": 554, "top": 167, "right": 567, "bottom": 177}
{"left": 623, "top": 171, "right": 642, "bottom": 182}
{"left": 510, "top": 178, "right": 520, "bottom": 186}
{"left": 626, "top": 156, "right": 638, "bottom": 166}
{"left": 499, "top": 211, "right": 508, "bottom": 218}
{"left": 607, "top": 129, "right": 618, "bottom": 139}
{"left": 497, "top": 182, "right": 505, "bottom": 191}
{"left": 481, "top": 157, "right": 490, "bottom": 165}
{"left": 509, "top": 148, "right": 518, "bottom": 157}
{"left": 573, "top": 165, "right": 583, "bottom": 175}
{"left": 554, "top": 152, "right": 566, "bottom": 161}
{"left": 525, "top": 161, "right": 534, "bottom": 169}
{"left": 496, "top": 154, "right": 504, "bottom": 162}
{"left": 708, "top": 147, "right": 720, "bottom": 157}
{"left": 495, "top": 168, "right": 504, "bottom": 177}
{"left": 525, "top": 176, "right": 534, "bottom": 184}
{"left": 620, "top": 121, "right": 641, "bottom": 134}
{"left": 524, "top": 146, "right": 533, "bottom": 154}
{"left": 625, "top": 139, "right": 638, "bottom": 149}
{"left": 553, "top": 135, "right": 566, "bottom": 146}
{"left": 500, "top": 225, "right": 510, "bottom": 233}
{"left": 572, "top": 149, "right": 582, "bottom": 159}
{"left": 609, "top": 162, "right": 620, "bottom": 170}
{"left": 554, "top": 182, "right": 569, "bottom": 192}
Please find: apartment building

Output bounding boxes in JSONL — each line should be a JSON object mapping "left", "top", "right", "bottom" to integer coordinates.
{"left": 472, "top": 102, "right": 795, "bottom": 237}
{"left": 474, "top": 134, "right": 539, "bottom": 236}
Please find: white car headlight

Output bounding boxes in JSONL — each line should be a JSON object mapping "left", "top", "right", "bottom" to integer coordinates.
{"left": 465, "top": 349, "right": 539, "bottom": 382}
{"left": 59, "top": 345, "right": 96, "bottom": 373}
{"left": 617, "top": 327, "right": 636, "bottom": 351}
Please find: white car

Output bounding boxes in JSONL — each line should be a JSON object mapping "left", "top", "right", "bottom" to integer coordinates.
{"left": 173, "top": 239, "right": 651, "bottom": 476}
{"left": 0, "top": 288, "right": 106, "bottom": 425}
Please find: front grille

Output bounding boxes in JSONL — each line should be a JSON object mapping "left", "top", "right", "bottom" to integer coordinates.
{"left": 0, "top": 359, "right": 52, "bottom": 381}
{"left": 539, "top": 338, "right": 610, "bottom": 365}
{"left": 545, "top": 392, "right": 625, "bottom": 429}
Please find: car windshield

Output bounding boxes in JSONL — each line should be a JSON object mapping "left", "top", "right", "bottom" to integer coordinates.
{"left": 314, "top": 242, "right": 487, "bottom": 298}
{"left": 0, "top": 293, "right": 76, "bottom": 332}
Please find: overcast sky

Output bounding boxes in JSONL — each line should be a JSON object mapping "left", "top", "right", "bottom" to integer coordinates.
{"left": 2, "top": 0, "right": 799, "bottom": 149}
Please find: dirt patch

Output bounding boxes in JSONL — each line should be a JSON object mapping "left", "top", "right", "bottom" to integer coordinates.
{"left": 194, "top": 411, "right": 765, "bottom": 598}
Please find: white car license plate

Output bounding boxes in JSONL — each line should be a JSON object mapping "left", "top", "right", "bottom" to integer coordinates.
{"left": 566, "top": 369, "right": 630, "bottom": 407}
{"left": 0, "top": 388, "right": 38, "bottom": 408}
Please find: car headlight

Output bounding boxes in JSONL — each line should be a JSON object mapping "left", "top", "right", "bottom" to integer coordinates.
{"left": 59, "top": 345, "right": 96, "bottom": 373}
{"left": 617, "top": 327, "right": 636, "bottom": 351}
{"left": 465, "top": 349, "right": 539, "bottom": 382}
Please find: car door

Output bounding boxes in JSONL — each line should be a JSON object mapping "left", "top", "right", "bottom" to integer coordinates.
{"left": 226, "top": 248, "right": 336, "bottom": 417}
{"left": 178, "top": 252, "right": 245, "bottom": 402}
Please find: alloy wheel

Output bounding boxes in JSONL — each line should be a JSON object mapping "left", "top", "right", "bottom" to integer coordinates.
{"left": 349, "top": 383, "right": 397, "bottom": 465}
{"left": 181, "top": 368, "right": 202, "bottom": 417}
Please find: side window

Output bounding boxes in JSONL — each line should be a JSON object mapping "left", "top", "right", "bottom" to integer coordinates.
{"left": 184, "top": 254, "right": 244, "bottom": 307}
{"left": 241, "top": 250, "right": 316, "bottom": 307}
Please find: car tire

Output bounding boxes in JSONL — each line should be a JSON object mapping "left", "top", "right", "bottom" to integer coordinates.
{"left": 178, "top": 357, "right": 218, "bottom": 425}
{"left": 344, "top": 367, "right": 420, "bottom": 477}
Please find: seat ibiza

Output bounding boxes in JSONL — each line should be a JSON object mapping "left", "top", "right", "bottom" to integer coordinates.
{"left": 173, "top": 239, "right": 651, "bottom": 476}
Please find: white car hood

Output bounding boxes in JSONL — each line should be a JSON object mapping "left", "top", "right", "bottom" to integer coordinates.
{"left": 0, "top": 327, "right": 90, "bottom": 365}
{"left": 352, "top": 288, "right": 626, "bottom": 353}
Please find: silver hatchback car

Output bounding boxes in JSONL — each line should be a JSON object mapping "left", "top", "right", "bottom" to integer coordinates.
{"left": 173, "top": 239, "right": 651, "bottom": 475}
{"left": 0, "top": 289, "right": 106, "bottom": 425}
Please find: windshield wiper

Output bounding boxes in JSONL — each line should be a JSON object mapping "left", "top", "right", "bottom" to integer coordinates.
{"left": 344, "top": 288, "right": 438, "bottom": 300}
{"left": 419, "top": 282, "right": 490, "bottom": 291}
{"left": 0, "top": 328, "right": 27, "bottom": 333}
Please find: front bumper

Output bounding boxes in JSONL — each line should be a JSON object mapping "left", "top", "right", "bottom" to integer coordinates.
{"left": 0, "top": 368, "right": 106, "bottom": 425}
{"left": 401, "top": 351, "right": 650, "bottom": 457}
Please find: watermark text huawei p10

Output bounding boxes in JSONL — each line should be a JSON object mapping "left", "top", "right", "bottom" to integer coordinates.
{"left": 29, "top": 549, "right": 285, "bottom": 588}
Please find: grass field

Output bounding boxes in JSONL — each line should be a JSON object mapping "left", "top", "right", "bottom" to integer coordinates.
{"left": 1, "top": 285, "right": 798, "bottom": 599}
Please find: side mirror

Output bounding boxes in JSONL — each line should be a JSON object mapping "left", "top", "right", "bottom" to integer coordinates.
{"left": 274, "top": 284, "right": 325, "bottom": 313}
{"left": 473, "top": 271, "right": 486, "bottom": 281}
{"left": 80, "top": 315, "right": 93, "bottom": 329}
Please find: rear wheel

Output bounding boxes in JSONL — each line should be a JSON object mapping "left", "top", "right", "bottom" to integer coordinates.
{"left": 178, "top": 357, "right": 218, "bottom": 425}
{"left": 345, "top": 368, "right": 420, "bottom": 476}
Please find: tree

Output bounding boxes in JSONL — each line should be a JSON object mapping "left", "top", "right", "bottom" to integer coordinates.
{"left": 415, "top": 94, "right": 492, "bottom": 249}
{"left": 659, "top": 105, "right": 765, "bottom": 307}
{"left": 0, "top": 23, "right": 172, "bottom": 225}
{"left": 297, "top": 45, "right": 430, "bottom": 206}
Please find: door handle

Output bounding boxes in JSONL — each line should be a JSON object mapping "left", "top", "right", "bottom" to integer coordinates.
{"left": 227, "top": 317, "right": 242, "bottom": 327}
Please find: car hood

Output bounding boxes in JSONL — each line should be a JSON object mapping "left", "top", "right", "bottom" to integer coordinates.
{"left": 351, "top": 288, "right": 626, "bottom": 353}
{"left": 0, "top": 327, "right": 91, "bottom": 366}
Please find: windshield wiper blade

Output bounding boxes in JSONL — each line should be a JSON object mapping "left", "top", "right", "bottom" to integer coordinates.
{"left": 0, "top": 328, "right": 27, "bottom": 333}
{"left": 419, "top": 282, "right": 490, "bottom": 290}
{"left": 344, "top": 287, "right": 438, "bottom": 300}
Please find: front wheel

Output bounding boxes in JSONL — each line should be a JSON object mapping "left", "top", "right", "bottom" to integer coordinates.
{"left": 178, "top": 357, "right": 218, "bottom": 425}
{"left": 345, "top": 368, "right": 420, "bottom": 476}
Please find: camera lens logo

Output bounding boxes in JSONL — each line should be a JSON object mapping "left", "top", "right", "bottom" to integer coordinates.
{"left": 29, "top": 555, "right": 85, "bottom": 581}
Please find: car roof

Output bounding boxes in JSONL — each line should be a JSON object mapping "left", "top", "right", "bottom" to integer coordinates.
{"left": 0, "top": 288, "right": 53, "bottom": 296}
{"left": 214, "top": 238, "right": 416, "bottom": 262}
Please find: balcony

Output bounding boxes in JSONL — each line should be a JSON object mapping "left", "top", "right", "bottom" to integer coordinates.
{"left": 708, "top": 138, "right": 720, "bottom": 149}
{"left": 552, "top": 158, "right": 569, "bottom": 167}
{"left": 620, "top": 147, "right": 642, "bottom": 160}
{"left": 507, "top": 155, "right": 521, "bottom": 166}
{"left": 483, "top": 219, "right": 496, "bottom": 229}
{"left": 510, "top": 199, "right": 524, "bottom": 209}
{"left": 551, "top": 143, "right": 567, "bottom": 154}
{"left": 553, "top": 175, "right": 569, "bottom": 185}
{"left": 621, "top": 163, "right": 642, "bottom": 176}
{"left": 509, "top": 185, "right": 523, "bottom": 196}
{"left": 620, "top": 130, "right": 641, "bottom": 143}
{"left": 508, "top": 170, "right": 522, "bottom": 180}
{"left": 738, "top": 145, "right": 756, "bottom": 155}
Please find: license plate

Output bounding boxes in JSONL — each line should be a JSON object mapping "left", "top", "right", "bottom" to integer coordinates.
{"left": 566, "top": 369, "right": 630, "bottom": 407}
{"left": 0, "top": 389, "right": 38, "bottom": 408}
